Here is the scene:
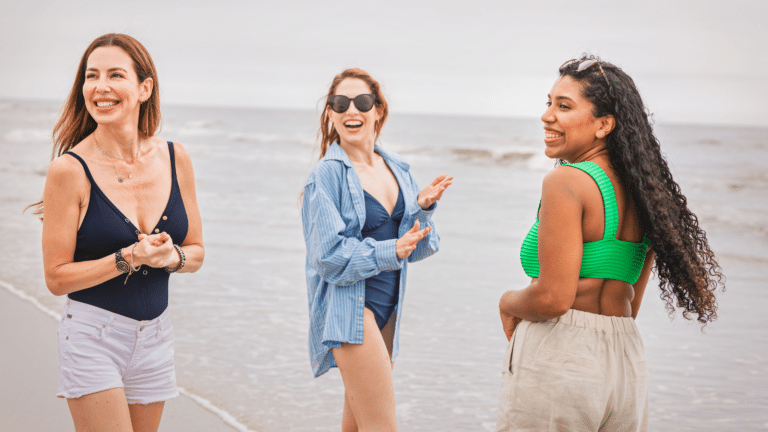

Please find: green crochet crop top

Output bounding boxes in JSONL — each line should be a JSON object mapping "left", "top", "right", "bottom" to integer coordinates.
{"left": 520, "top": 161, "right": 651, "bottom": 284}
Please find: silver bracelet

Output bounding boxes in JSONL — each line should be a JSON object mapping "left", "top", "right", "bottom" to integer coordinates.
{"left": 124, "top": 242, "right": 141, "bottom": 285}
{"left": 130, "top": 242, "right": 142, "bottom": 272}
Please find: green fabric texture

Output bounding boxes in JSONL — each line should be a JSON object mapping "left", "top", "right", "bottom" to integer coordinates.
{"left": 520, "top": 161, "right": 651, "bottom": 284}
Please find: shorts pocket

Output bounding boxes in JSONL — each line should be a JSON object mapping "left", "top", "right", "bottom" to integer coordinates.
{"left": 533, "top": 322, "right": 597, "bottom": 372}
{"left": 503, "top": 324, "right": 522, "bottom": 375}
{"left": 161, "top": 324, "right": 174, "bottom": 344}
{"left": 65, "top": 320, "right": 103, "bottom": 340}
{"left": 538, "top": 348, "right": 595, "bottom": 369}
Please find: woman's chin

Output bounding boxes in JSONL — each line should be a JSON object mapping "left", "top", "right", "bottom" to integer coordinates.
{"left": 544, "top": 147, "right": 559, "bottom": 160}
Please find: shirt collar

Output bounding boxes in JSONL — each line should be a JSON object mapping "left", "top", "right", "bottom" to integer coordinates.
{"left": 324, "top": 142, "right": 410, "bottom": 170}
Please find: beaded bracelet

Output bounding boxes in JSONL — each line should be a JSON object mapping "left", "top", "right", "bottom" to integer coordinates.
{"left": 165, "top": 244, "right": 185, "bottom": 273}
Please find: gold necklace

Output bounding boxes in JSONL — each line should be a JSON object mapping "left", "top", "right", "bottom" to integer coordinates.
{"left": 94, "top": 137, "right": 141, "bottom": 183}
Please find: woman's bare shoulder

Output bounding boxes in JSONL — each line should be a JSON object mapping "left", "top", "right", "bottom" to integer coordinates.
{"left": 46, "top": 153, "right": 87, "bottom": 184}
{"left": 541, "top": 165, "right": 593, "bottom": 199}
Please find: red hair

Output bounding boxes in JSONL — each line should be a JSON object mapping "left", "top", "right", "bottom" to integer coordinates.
{"left": 317, "top": 68, "right": 389, "bottom": 159}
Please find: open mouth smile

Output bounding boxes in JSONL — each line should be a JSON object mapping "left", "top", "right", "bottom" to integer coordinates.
{"left": 544, "top": 129, "right": 563, "bottom": 144}
{"left": 344, "top": 120, "right": 363, "bottom": 130}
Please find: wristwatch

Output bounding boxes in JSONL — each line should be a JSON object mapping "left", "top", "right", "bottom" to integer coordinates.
{"left": 115, "top": 249, "right": 130, "bottom": 274}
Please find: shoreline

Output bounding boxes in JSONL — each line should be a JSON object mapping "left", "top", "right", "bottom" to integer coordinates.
{"left": 0, "top": 281, "right": 251, "bottom": 432}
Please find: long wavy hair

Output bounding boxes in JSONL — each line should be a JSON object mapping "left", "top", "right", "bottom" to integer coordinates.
{"left": 28, "top": 33, "right": 160, "bottom": 217}
{"left": 316, "top": 68, "right": 389, "bottom": 159}
{"left": 559, "top": 55, "right": 724, "bottom": 325}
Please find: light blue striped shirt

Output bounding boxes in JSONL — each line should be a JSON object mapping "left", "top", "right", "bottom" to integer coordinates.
{"left": 301, "top": 143, "right": 440, "bottom": 377}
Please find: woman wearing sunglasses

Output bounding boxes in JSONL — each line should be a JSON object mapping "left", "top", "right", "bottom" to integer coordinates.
{"left": 301, "top": 68, "right": 452, "bottom": 431}
{"left": 496, "top": 56, "right": 723, "bottom": 431}
{"left": 31, "top": 34, "right": 204, "bottom": 432}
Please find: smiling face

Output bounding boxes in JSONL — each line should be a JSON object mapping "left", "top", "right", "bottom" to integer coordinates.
{"left": 541, "top": 75, "right": 611, "bottom": 162}
{"left": 82, "top": 46, "right": 152, "bottom": 130}
{"left": 327, "top": 78, "right": 382, "bottom": 147}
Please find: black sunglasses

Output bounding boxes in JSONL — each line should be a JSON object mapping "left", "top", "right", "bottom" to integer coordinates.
{"left": 560, "top": 59, "right": 614, "bottom": 95}
{"left": 327, "top": 94, "right": 376, "bottom": 113}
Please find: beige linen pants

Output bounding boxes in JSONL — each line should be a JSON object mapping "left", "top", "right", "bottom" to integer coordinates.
{"left": 497, "top": 309, "right": 649, "bottom": 432}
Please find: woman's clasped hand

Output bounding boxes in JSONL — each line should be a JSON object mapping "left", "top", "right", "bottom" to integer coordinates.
{"left": 132, "top": 232, "right": 181, "bottom": 269}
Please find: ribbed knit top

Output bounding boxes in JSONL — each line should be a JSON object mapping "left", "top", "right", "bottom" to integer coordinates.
{"left": 66, "top": 141, "right": 188, "bottom": 320}
{"left": 520, "top": 161, "right": 651, "bottom": 284}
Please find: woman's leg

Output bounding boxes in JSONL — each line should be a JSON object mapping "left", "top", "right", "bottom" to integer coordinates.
{"left": 128, "top": 402, "right": 165, "bottom": 432}
{"left": 334, "top": 308, "right": 398, "bottom": 432}
{"left": 67, "top": 387, "right": 133, "bottom": 432}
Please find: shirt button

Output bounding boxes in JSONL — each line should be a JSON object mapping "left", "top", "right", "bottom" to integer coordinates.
{"left": 358, "top": 297, "right": 363, "bottom": 301}
{"left": 163, "top": 215, "right": 168, "bottom": 220}
{"left": 143, "top": 270, "right": 148, "bottom": 275}
{"left": 154, "top": 228, "right": 159, "bottom": 233}
{"left": 140, "top": 325, "right": 145, "bottom": 331}
{"left": 125, "top": 218, "right": 130, "bottom": 223}
{"left": 102, "top": 324, "right": 105, "bottom": 328}
{"left": 135, "top": 230, "right": 140, "bottom": 235}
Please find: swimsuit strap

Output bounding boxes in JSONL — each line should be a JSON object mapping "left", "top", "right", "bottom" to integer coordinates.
{"left": 64, "top": 151, "right": 97, "bottom": 185}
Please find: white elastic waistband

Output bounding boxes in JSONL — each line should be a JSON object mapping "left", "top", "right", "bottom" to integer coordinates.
{"left": 555, "top": 309, "right": 638, "bottom": 334}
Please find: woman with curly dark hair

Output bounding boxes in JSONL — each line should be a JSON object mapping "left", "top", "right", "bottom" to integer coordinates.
{"left": 496, "top": 56, "right": 724, "bottom": 431}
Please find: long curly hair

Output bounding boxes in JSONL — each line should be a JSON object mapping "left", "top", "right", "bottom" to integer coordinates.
{"left": 559, "top": 55, "right": 724, "bottom": 325}
{"left": 316, "top": 68, "right": 388, "bottom": 159}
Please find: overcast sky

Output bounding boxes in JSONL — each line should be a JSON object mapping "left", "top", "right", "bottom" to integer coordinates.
{"left": 2, "top": 0, "right": 766, "bottom": 127}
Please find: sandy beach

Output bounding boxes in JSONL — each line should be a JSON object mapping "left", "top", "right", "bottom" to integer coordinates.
{"left": 0, "top": 287, "right": 240, "bottom": 432}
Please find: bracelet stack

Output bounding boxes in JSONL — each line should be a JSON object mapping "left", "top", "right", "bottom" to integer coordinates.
{"left": 165, "top": 244, "right": 185, "bottom": 273}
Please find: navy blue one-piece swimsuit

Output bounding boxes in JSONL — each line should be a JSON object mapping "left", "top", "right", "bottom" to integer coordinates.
{"left": 362, "top": 188, "right": 404, "bottom": 330}
{"left": 65, "top": 141, "right": 188, "bottom": 321}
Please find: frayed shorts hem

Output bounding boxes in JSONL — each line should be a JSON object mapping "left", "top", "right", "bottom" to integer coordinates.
{"left": 56, "top": 386, "right": 179, "bottom": 405}
{"left": 127, "top": 390, "right": 179, "bottom": 405}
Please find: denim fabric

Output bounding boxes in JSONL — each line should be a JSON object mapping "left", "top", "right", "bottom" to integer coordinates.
{"left": 57, "top": 299, "right": 178, "bottom": 404}
{"left": 302, "top": 143, "right": 439, "bottom": 377}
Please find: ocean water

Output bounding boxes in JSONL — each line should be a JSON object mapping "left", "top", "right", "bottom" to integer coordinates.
{"left": 1, "top": 99, "right": 766, "bottom": 431}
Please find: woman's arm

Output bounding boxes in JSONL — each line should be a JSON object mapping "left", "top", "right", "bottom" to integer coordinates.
{"left": 42, "top": 156, "right": 134, "bottom": 296}
{"left": 160, "top": 141, "right": 204, "bottom": 273}
{"left": 302, "top": 172, "right": 402, "bottom": 286}
{"left": 630, "top": 248, "right": 655, "bottom": 318}
{"left": 499, "top": 168, "right": 585, "bottom": 322}
{"left": 407, "top": 174, "right": 452, "bottom": 263}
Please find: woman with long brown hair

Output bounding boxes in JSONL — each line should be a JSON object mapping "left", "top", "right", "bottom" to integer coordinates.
{"left": 33, "top": 33, "right": 204, "bottom": 432}
{"left": 496, "top": 56, "right": 724, "bottom": 431}
{"left": 301, "top": 68, "right": 452, "bottom": 431}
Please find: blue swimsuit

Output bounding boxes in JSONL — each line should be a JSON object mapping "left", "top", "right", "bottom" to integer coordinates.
{"left": 362, "top": 188, "right": 404, "bottom": 330}
{"left": 65, "top": 141, "right": 188, "bottom": 321}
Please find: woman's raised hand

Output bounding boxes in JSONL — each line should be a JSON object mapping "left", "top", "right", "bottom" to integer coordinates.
{"left": 134, "top": 232, "right": 177, "bottom": 268}
{"left": 396, "top": 220, "right": 431, "bottom": 259}
{"left": 417, "top": 174, "right": 453, "bottom": 210}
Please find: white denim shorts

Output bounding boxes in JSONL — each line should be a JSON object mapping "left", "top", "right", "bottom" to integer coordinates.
{"left": 56, "top": 299, "right": 178, "bottom": 404}
{"left": 497, "top": 309, "right": 649, "bottom": 432}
